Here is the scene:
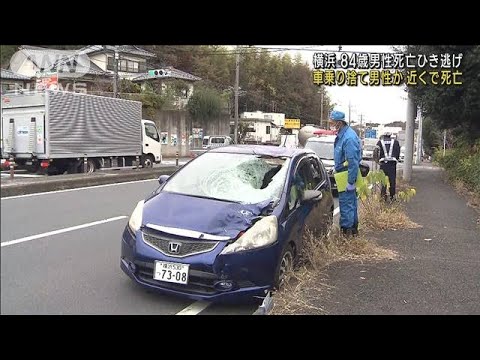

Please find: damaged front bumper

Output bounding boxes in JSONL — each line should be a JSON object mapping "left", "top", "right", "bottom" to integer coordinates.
{"left": 120, "top": 226, "right": 278, "bottom": 303}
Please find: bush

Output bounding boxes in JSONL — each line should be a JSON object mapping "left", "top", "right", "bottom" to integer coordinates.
{"left": 434, "top": 141, "right": 480, "bottom": 194}
{"left": 357, "top": 170, "right": 418, "bottom": 231}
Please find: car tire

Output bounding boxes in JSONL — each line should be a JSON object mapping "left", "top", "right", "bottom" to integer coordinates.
{"left": 274, "top": 243, "right": 295, "bottom": 290}
{"left": 79, "top": 159, "right": 96, "bottom": 174}
{"left": 142, "top": 155, "right": 154, "bottom": 168}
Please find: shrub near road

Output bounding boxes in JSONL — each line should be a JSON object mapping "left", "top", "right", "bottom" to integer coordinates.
{"left": 434, "top": 140, "right": 480, "bottom": 199}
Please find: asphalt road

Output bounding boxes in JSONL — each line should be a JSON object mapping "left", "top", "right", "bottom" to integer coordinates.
{"left": 315, "top": 164, "right": 480, "bottom": 314}
{"left": 1, "top": 179, "right": 340, "bottom": 315}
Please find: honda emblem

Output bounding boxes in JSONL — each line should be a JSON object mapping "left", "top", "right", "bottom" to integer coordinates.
{"left": 168, "top": 242, "right": 181, "bottom": 254}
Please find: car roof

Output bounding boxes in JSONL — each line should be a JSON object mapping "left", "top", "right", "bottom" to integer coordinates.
{"left": 306, "top": 135, "right": 336, "bottom": 143}
{"left": 209, "top": 144, "right": 316, "bottom": 158}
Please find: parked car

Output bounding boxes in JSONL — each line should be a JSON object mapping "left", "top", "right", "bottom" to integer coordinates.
{"left": 362, "top": 143, "right": 377, "bottom": 160}
{"left": 305, "top": 136, "right": 370, "bottom": 196}
{"left": 202, "top": 135, "right": 233, "bottom": 149}
{"left": 121, "top": 145, "right": 334, "bottom": 303}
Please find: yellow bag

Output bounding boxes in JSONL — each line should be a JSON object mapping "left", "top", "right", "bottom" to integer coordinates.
{"left": 334, "top": 168, "right": 364, "bottom": 192}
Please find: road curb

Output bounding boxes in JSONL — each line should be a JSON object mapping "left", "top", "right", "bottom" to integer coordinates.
{"left": 0, "top": 167, "right": 180, "bottom": 198}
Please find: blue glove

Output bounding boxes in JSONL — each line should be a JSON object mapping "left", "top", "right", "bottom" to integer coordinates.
{"left": 346, "top": 183, "right": 356, "bottom": 192}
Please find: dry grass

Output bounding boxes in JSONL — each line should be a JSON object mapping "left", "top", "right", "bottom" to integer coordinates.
{"left": 270, "top": 228, "right": 398, "bottom": 315}
{"left": 452, "top": 180, "right": 480, "bottom": 211}
{"left": 359, "top": 197, "right": 421, "bottom": 231}
{"left": 271, "top": 180, "right": 419, "bottom": 315}
{"left": 451, "top": 180, "right": 480, "bottom": 228}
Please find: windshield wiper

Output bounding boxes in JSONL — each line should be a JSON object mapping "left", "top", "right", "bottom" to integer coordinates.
{"left": 171, "top": 192, "right": 242, "bottom": 204}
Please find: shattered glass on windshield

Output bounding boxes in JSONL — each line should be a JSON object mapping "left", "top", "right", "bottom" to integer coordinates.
{"left": 163, "top": 153, "right": 290, "bottom": 204}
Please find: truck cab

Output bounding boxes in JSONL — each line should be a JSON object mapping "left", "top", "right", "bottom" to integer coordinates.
{"left": 141, "top": 119, "right": 162, "bottom": 167}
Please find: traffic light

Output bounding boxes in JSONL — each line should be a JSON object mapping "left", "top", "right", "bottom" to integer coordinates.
{"left": 148, "top": 69, "right": 170, "bottom": 77}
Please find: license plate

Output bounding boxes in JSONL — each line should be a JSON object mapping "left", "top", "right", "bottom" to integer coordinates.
{"left": 26, "top": 161, "right": 32, "bottom": 165}
{"left": 154, "top": 261, "right": 189, "bottom": 284}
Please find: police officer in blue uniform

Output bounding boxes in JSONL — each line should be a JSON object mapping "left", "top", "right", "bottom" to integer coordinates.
{"left": 329, "top": 110, "right": 362, "bottom": 237}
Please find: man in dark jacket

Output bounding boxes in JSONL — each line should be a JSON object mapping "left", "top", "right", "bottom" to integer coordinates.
{"left": 374, "top": 132, "right": 401, "bottom": 201}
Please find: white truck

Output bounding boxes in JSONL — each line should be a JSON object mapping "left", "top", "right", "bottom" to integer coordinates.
{"left": 1, "top": 90, "right": 162, "bottom": 175}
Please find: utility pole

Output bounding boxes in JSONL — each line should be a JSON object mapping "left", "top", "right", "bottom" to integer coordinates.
{"left": 113, "top": 45, "right": 119, "bottom": 98}
{"left": 234, "top": 47, "right": 240, "bottom": 144}
{"left": 320, "top": 90, "right": 324, "bottom": 128}
{"left": 403, "top": 92, "right": 416, "bottom": 182}
{"left": 416, "top": 107, "right": 423, "bottom": 164}
{"left": 359, "top": 113, "right": 364, "bottom": 139}
{"left": 348, "top": 100, "right": 351, "bottom": 126}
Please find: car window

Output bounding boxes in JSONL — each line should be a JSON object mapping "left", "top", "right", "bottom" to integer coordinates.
{"left": 288, "top": 158, "right": 310, "bottom": 211}
{"left": 163, "top": 152, "right": 290, "bottom": 204}
{"left": 144, "top": 123, "right": 159, "bottom": 141}
{"left": 309, "top": 157, "right": 325, "bottom": 185}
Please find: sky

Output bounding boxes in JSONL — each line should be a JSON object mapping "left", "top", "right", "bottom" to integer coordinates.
{"left": 258, "top": 45, "right": 409, "bottom": 125}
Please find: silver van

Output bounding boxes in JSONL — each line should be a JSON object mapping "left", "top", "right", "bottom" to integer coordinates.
{"left": 202, "top": 135, "right": 233, "bottom": 149}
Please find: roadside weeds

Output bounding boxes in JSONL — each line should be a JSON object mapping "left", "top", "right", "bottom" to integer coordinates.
{"left": 271, "top": 188, "right": 418, "bottom": 315}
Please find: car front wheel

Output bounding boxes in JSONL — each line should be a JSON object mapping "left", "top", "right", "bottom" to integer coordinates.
{"left": 274, "top": 244, "right": 294, "bottom": 290}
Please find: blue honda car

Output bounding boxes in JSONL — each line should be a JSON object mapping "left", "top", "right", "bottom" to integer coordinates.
{"left": 121, "top": 145, "right": 334, "bottom": 303}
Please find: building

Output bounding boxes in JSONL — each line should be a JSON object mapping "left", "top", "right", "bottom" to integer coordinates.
{"left": 234, "top": 111, "right": 285, "bottom": 144}
{"left": 6, "top": 45, "right": 201, "bottom": 106}
{"left": 0, "top": 69, "right": 34, "bottom": 94}
{"left": 131, "top": 67, "right": 202, "bottom": 109}
{"left": 8, "top": 45, "right": 114, "bottom": 92}
{"left": 82, "top": 45, "right": 156, "bottom": 80}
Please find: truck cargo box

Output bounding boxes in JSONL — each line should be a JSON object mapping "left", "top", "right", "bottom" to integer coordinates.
{"left": 1, "top": 90, "right": 143, "bottom": 159}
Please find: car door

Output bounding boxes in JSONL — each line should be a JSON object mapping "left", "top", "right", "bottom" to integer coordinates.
{"left": 143, "top": 122, "right": 162, "bottom": 163}
{"left": 281, "top": 156, "right": 317, "bottom": 253}
{"left": 304, "top": 156, "right": 333, "bottom": 233}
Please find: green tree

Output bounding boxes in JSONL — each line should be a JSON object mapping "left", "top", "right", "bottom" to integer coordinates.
{"left": 406, "top": 45, "right": 480, "bottom": 143}
{"left": 1, "top": 45, "right": 20, "bottom": 68}
{"left": 143, "top": 46, "right": 332, "bottom": 125}
{"left": 422, "top": 116, "right": 442, "bottom": 156}
{"left": 187, "top": 85, "right": 225, "bottom": 122}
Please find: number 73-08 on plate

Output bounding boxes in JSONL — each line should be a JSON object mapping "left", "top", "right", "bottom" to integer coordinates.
{"left": 154, "top": 261, "right": 189, "bottom": 284}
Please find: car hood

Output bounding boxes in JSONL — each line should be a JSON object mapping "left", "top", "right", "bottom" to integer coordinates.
{"left": 142, "top": 192, "right": 272, "bottom": 239}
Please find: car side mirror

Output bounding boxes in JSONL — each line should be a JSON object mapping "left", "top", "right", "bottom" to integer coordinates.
{"left": 360, "top": 163, "right": 370, "bottom": 177}
{"left": 301, "top": 189, "right": 323, "bottom": 203}
{"left": 158, "top": 174, "right": 170, "bottom": 185}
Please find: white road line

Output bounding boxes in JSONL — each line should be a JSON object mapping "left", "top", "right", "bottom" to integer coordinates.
{"left": 1, "top": 174, "right": 45, "bottom": 178}
{"left": 1, "top": 179, "right": 157, "bottom": 200}
{"left": 176, "top": 301, "right": 211, "bottom": 315}
{"left": 1, "top": 216, "right": 127, "bottom": 248}
{"left": 333, "top": 207, "right": 340, "bottom": 216}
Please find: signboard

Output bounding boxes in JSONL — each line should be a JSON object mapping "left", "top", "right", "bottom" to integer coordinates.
{"left": 160, "top": 132, "right": 168, "bottom": 145}
{"left": 192, "top": 128, "right": 203, "bottom": 139}
{"left": 36, "top": 73, "right": 58, "bottom": 91}
{"left": 17, "top": 126, "right": 29, "bottom": 136}
{"left": 365, "top": 129, "right": 377, "bottom": 139}
{"left": 171, "top": 134, "right": 178, "bottom": 146}
{"left": 284, "top": 118, "right": 301, "bottom": 129}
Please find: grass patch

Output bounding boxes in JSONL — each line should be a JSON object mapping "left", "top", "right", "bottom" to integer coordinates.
{"left": 271, "top": 228, "right": 397, "bottom": 315}
{"left": 452, "top": 179, "right": 480, "bottom": 211}
{"left": 359, "top": 196, "right": 421, "bottom": 231}
{"left": 271, "top": 170, "right": 418, "bottom": 314}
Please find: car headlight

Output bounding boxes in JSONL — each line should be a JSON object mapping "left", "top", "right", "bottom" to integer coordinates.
{"left": 128, "top": 200, "right": 144, "bottom": 232}
{"left": 220, "top": 215, "right": 278, "bottom": 255}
